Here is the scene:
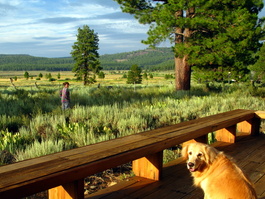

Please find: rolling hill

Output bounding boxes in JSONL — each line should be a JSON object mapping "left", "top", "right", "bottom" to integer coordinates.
{"left": 0, "top": 47, "right": 174, "bottom": 71}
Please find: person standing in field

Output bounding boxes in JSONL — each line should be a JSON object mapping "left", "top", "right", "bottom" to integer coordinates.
{"left": 60, "top": 82, "right": 70, "bottom": 110}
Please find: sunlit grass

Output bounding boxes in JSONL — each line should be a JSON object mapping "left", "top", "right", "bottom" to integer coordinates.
{"left": 0, "top": 71, "right": 264, "bottom": 164}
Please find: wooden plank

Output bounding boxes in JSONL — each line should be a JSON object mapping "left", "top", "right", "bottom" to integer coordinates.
{"left": 0, "top": 111, "right": 242, "bottom": 179}
{"left": 87, "top": 135, "right": 265, "bottom": 199}
{"left": 49, "top": 179, "right": 84, "bottom": 199}
{"left": 237, "top": 118, "right": 261, "bottom": 136}
{"left": 255, "top": 111, "right": 265, "bottom": 119}
{"left": 181, "top": 188, "right": 204, "bottom": 199}
{"left": 132, "top": 151, "right": 163, "bottom": 180}
{"left": 0, "top": 111, "right": 255, "bottom": 197}
{"left": 1, "top": 110, "right": 255, "bottom": 174}
{"left": 0, "top": 109, "right": 258, "bottom": 198}
{"left": 254, "top": 173, "right": 265, "bottom": 197}
{"left": 0, "top": 131, "right": 250, "bottom": 197}
{"left": 139, "top": 109, "right": 255, "bottom": 138}
{"left": 128, "top": 156, "right": 197, "bottom": 198}
{"left": 215, "top": 125, "right": 236, "bottom": 143}
{"left": 131, "top": 136, "right": 265, "bottom": 199}
{"left": 87, "top": 177, "right": 156, "bottom": 199}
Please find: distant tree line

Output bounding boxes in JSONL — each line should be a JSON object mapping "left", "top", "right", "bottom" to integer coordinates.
{"left": 0, "top": 55, "right": 73, "bottom": 71}
{"left": 0, "top": 48, "right": 174, "bottom": 71}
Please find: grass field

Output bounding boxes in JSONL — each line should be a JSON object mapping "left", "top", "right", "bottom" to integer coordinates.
{"left": 0, "top": 70, "right": 174, "bottom": 88}
{"left": 1, "top": 70, "right": 264, "bottom": 198}
{"left": 0, "top": 70, "right": 264, "bottom": 166}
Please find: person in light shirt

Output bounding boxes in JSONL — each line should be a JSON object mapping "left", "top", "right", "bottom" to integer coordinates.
{"left": 60, "top": 82, "right": 70, "bottom": 110}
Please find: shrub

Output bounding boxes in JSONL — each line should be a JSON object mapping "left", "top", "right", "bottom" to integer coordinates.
{"left": 15, "top": 139, "right": 74, "bottom": 161}
{"left": 1, "top": 83, "right": 265, "bottom": 164}
{"left": 164, "top": 74, "right": 174, "bottom": 79}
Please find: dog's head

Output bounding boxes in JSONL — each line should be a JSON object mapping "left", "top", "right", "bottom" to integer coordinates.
{"left": 182, "top": 142, "right": 218, "bottom": 172}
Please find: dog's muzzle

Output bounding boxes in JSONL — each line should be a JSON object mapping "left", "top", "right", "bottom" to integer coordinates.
{"left": 187, "top": 162, "right": 196, "bottom": 172}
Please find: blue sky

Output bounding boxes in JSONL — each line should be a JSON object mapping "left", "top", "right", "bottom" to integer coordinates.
{"left": 0, "top": 0, "right": 265, "bottom": 58}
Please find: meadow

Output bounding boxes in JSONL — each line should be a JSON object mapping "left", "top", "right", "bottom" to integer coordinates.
{"left": 0, "top": 70, "right": 264, "bottom": 165}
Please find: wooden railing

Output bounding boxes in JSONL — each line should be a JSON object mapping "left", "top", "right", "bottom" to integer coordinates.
{"left": 0, "top": 109, "right": 264, "bottom": 199}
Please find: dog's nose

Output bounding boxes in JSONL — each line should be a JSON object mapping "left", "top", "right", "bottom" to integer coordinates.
{"left": 188, "top": 162, "right": 194, "bottom": 167}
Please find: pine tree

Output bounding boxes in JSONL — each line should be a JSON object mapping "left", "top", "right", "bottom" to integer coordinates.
{"left": 249, "top": 43, "right": 265, "bottom": 81}
{"left": 114, "top": 0, "right": 264, "bottom": 90}
{"left": 71, "top": 25, "right": 102, "bottom": 85}
{"left": 127, "top": 64, "right": 142, "bottom": 84}
{"left": 24, "top": 71, "right": 29, "bottom": 80}
{"left": 98, "top": 71, "right": 105, "bottom": 79}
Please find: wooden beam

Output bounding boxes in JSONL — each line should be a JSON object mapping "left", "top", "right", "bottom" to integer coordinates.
{"left": 48, "top": 179, "right": 84, "bottom": 199}
{"left": 0, "top": 109, "right": 260, "bottom": 198}
{"left": 132, "top": 151, "right": 163, "bottom": 181}
{"left": 237, "top": 118, "right": 261, "bottom": 136}
{"left": 255, "top": 111, "right": 265, "bottom": 119}
{"left": 215, "top": 125, "right": 236, "bottom": 143}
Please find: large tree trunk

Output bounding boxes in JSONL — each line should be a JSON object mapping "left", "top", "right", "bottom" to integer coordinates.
{"left": 175, "top": 56, "right": 191, "bottom": 90}
{"left": 174, "top": 8, "right": 194, "bottom": 90}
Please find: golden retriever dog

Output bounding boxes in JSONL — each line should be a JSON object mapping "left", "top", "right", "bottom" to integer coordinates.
{"left": 182, "top": 142, "right": 257, "bottom": 199}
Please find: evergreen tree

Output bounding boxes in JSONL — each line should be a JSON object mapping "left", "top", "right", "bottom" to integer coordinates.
{"left": 249, "top": 43, "right": 265, "bottom": 81}
{"left": 127, "top": 64, "right": 142, "bottom": 84}
{"left": 71, "top": 25, "right": 102, "bottom": 85}
{"left": 149, "top": 73, "right": 153, "bottom": 79}
{"left": 98, "top": 71, "right": 105, "bottom": 79}
{"left": 114, "top": 0, "right": 264, "bottom": 90}
{"left": 24, "top": 71, "right": 29, "bottom": 80}
{"left": 143, "top": 72, "right": 148, "bottom": 80}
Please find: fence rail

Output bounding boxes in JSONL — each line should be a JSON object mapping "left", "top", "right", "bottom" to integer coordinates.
{"left": 0, "top": 109, "right": 264, "bottom": 199}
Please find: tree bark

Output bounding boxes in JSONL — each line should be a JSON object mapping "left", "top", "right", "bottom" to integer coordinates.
{"left": 174, "top": 8, "right": 194, "bottom": 90}
{"left": 175, "top": 55, "right": 191, "bottom": 90}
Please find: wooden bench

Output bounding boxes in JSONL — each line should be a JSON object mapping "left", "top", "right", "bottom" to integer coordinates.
{"left": 0, "top": 109, "right": 263, "bottom": 199}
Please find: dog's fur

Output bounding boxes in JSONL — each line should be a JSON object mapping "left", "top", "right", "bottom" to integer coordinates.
{"left": 182, "top": 142, "right": 257, "bottom": 199}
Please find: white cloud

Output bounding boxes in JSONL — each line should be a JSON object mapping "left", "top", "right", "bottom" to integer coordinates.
{"left": 0, "top": 0, "right": 150, "bottom": 57}
{"left": 0, "top": 0, "right": 263, "bottom": 57}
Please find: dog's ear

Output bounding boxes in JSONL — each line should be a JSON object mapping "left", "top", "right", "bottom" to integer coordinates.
{"left": 181, "top": 144, "right": 189, "bottom": 160}
{"left": 203, "top": 145, "right": 218, "bottom": 164}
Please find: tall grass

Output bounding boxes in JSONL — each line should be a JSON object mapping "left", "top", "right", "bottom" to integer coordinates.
{"left": 0, "top": 82, "right": 264, "bottom": 164}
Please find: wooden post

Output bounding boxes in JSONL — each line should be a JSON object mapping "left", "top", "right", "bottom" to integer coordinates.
{"left": 215, "top": 125, "right": 236, "bottom": 143}
{"left": 48, "top": 179, "right": 84, "bottom": 199}
{"left": 237, "top": 118, "right": 261, "bottom": 136}
{"left": 132, "top": 151, "right": 163, "bottom": 181}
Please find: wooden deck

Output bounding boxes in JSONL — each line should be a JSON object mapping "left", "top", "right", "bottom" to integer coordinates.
{"left": 88, "top": 133, "right": 265, "bottom": 199}
{"left": 0, "top": 109, "right": 263, "bottom": 199}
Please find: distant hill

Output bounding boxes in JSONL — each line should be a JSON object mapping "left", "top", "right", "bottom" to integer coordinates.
{"left": 0, "top": 54, "right": 73, "bottom": 71}
{"left": 0, "top": 47, "right": 174, "bottom": 71}
{"left": 100, "top": 47, "right": 174, "bottom": 71}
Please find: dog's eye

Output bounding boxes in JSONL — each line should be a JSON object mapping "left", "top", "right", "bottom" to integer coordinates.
{"left": 189, "top": 151, "right": 192, "bottom": 155}
{"left": 197, "top": 153, "right": 202, "bottom": 158}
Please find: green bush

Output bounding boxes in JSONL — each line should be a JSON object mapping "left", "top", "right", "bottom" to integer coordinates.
{"left": 15, "top": 139, "right": 74, "bottom": 161}
{"left": 1, "top": 84, "right": 265, "bottom": 163}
